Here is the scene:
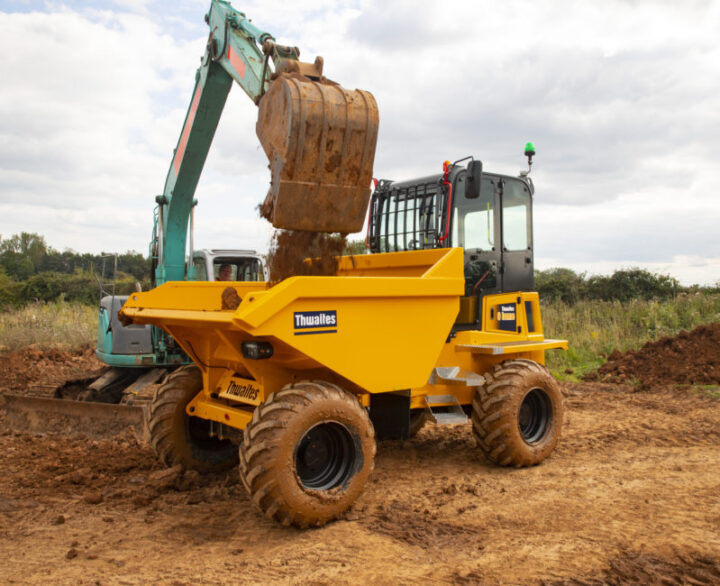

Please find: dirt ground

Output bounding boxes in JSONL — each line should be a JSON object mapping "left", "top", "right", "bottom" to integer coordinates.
{"left": 0, "top": 369, "right": 718, "bottom": 584}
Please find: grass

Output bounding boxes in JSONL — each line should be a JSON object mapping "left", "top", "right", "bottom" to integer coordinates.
{"left": 2, "top": 294, "right": 719, "bottom": 381}
{"left": 542, "top": 293, "right": 720, "bottom": 379}
{"left": 686, "top": 385, "right": 720, "bottom": 400}
{"left": 0, "top": 300, "right": 97, "bottom": 352}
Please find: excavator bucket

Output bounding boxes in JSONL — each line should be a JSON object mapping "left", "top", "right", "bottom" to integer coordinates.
{"left": 256, "top": 74, "right": 379, "bottom": 233}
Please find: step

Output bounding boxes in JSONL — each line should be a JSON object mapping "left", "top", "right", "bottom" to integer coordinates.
{"left": 424, "top": 394, "right": 468, "bottom": 425}
{"left": 456, "top": 338, "right": 568, "bottom": 355}
{"left": 430, "top": 366, "right": 485, "bottom": 386}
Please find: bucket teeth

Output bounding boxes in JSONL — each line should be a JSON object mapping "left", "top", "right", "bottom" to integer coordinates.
{"left": 256, "top": 74, "right": 379, "bottom": 233}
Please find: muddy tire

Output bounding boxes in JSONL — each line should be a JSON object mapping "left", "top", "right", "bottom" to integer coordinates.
{"left": 472, "top": 359, "right": 563, "bottom": 467}
{"left": 147, "top": 365, "right": 239, "bottom": 472}
{"left": 239, "top": 381, "right": 375, "bottom": 528}
{"left": 409, "top": 409, "right": 428, "bottom": 438}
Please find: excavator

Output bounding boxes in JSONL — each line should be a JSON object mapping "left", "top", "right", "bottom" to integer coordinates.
{"left": 2, "top": 0, "right": 379, "bottom": 434}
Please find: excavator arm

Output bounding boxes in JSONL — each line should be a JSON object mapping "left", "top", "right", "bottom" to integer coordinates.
{"left": 155, "top": 0, "right": 379, "bottom": 285}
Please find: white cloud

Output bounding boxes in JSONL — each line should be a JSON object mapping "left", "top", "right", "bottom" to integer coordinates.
{"left": 0, "top": 0, "right": 718, "bottom": 285}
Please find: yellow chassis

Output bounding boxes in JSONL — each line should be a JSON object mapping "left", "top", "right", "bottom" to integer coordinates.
{"left": 121, "top": 248, "right": 566, "bottom": 431}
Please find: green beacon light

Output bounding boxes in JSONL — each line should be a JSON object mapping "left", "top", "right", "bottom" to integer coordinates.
{"left": 522, "top": 141, "right": 535, "bottom": 176}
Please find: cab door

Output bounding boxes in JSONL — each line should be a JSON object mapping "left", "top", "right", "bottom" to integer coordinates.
{"left": 451, "top": 172, "right": 501, "bottom": 326}
{"left": 499, "top": 178, "right": 533, "bottom": 292}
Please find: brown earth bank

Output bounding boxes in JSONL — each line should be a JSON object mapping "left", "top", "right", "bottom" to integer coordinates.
{"left": 585, "top": 322, "right": 720, "bottom": 388}
{"left": 0, "top": 346, "right": 103, "bottom": 395}
{"left": 1, "top": 379, "right": 719, "bottom": 584}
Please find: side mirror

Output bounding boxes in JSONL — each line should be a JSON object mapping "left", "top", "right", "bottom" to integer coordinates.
{"left": 465, "top": 160, "right": 483, "bottom": 199}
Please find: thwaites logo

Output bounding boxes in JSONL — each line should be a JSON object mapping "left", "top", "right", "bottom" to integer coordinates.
{"left": 293, "top": 311, "right": 337, "bottom": 335}
{"left": 220, "top": 379, "right": 260, "bottom": 404}
{"left": 497, "top": 303, "right": 517, "bottom": 332}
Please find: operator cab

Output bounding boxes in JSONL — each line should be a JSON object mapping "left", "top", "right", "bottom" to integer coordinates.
{"left": 367, "top": 154, "right": 534, "bottom": 329}
{"left": 191, "top": 249, "right": 268, "bottom": 282}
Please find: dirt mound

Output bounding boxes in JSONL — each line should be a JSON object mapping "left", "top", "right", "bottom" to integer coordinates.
{"left": 585, "top": 323, "right": 720, "bottom": 388}
{"left": 0, "top": 345, "right": 104, "bottom": 395}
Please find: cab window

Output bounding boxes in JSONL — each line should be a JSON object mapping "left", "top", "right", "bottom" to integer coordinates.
{"left": 502, "top": 180, "right": 531, "bottom": 251}
{"left": 214, "top": 262, "right": 236, "bottom": 281}
{"left": 238, "top": 259, "right": 263, "bottom": 281}
{"left": 193, "top": 257, "right": 207, "bottom": 280}
{"left": 452, "top": 175, "right": 496, "bottom": 250}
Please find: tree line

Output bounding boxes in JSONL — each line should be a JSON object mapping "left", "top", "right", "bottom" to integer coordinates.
{"left": 0, "top": 232, "right": 149, "bottom": 281}
{"left": 1, "top": 232, "right": 716, "bottom": 308}
{"left": 0, "top": 232, "right": 150, "bottom": 307}
{"left": 535, "top": 267, "right": 718, "bottom": 303}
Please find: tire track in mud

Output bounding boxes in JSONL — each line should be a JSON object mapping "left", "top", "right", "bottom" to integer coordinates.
{"left": 551, "top": 549, "right": 720, "bottom": 585}
{"left": 357, "top": 498, "right": 484, "bottom": 551}
{"left": 560, "top": 383, "right": 720, "bottom": 452}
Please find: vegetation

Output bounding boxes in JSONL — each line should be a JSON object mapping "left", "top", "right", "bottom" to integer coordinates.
{"left": 0, "top": 232, "right": 150, "bottom": 281}
{"left": 543, "top": 293, "right": 720, "bottom": 378}
{"left": 0, "top": 301, "right": 97, "bottom": 351}
{"left": 535, "top": 267, "right": 688, "bottom": 303}
{"left": 344, "top": 239, "right": 368, "bottom": 255}
{"left": 2, "top": 233, "right": 719, "bottom": 376}
{"left": 0, "top": 232, "right": 151, "bottom": 309}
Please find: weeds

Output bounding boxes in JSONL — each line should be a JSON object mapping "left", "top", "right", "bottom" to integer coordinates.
{"left": 2, "top": 294, "right": 719, "bottom": 379}
{"left": 0, "top": 300, "right": 96, "bottom": 351}
{"left": 543, "top": 293, "right": 720, "bottom": 378}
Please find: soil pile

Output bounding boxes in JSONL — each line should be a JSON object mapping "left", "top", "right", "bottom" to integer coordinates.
{"left": 586, "top": 322, "right": 720, "bottom": 387}
{"left": 257, "top": 168, "right": 358, "bottom": 282}
{"left": 0, "top": 345, "right": 104, "bottom": 395}
{"left": 262, "top": 229, "right": 346, "bottom": 283}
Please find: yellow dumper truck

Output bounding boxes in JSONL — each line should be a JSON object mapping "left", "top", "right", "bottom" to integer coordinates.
{"left": 121, "top": 149, "right": 567, "bottom": 528}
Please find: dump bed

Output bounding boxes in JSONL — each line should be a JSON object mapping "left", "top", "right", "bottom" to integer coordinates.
{"left": 121, "top": 248, "right": 464, "bottom": 395}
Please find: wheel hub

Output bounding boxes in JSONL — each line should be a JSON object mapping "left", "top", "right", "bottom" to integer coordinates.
{"left": 518, "top": 387, "right": 552, "bottom": 444}
{"left": 295, "top": 422, "right": 356, "bottom": 490}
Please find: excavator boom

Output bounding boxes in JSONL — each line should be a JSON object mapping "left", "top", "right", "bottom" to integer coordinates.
{"left": 157, "top": 0, "right": 378, "bottom": 284}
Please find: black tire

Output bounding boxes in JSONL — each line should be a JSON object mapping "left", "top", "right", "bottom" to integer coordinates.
{"left": 472, "top": 359, "right": 563, "bottom": 467}
{"left": 239, "top": 381, "right": 375, "bottom": 528}
{"left": 409, "top": 409, "right": 428, "bottom": 438}
{"left": 147, "top": 365, "right": 239, "bottom": 472}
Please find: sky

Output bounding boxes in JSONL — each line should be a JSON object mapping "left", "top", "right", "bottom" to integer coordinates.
{"left": 0, "top": 0, "right": 718, "bottom": 285}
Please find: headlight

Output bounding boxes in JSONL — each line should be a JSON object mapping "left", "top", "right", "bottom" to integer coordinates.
{"left": 241, "top": 341, "right": 273, "bottom": 359}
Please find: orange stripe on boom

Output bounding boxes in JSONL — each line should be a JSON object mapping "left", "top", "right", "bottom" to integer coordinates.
{"left": 173, "top": 84, "right": 202, "bottom": 175}
{"left": 227, "top": 46, "right": 246, "bottom": 79}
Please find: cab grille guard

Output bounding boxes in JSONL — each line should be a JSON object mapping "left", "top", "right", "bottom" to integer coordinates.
{"left": 367, "top": 179, "right": 452, "bottom": 253}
